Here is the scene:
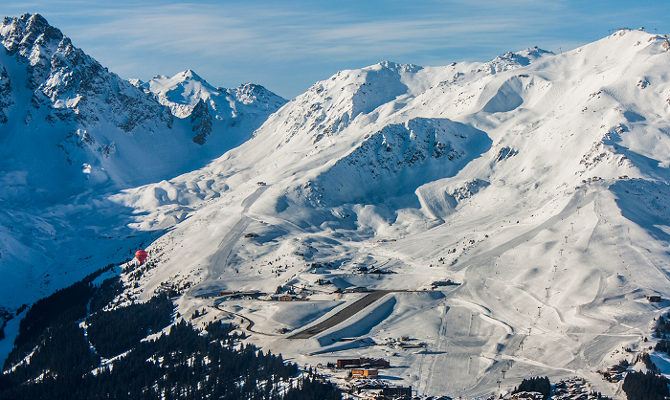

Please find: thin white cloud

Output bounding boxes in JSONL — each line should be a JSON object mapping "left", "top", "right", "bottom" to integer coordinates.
{"left": 61, "top": 2, "right": 567, "bottom": 63}
{"left": 2, "top": 0, "right": 664, "bottom": 96}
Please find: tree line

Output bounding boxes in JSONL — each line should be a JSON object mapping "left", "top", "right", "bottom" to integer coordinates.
{"left": 0, "top": 265, "right": 341, "bottom": 400}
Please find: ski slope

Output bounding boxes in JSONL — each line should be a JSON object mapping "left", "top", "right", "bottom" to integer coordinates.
{"left": 107, "top": 29, "right": 670, "bottom": 397}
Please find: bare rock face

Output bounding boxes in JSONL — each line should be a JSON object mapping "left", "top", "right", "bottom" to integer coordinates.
{"left": 300, "top": 117, "right": 492, "bottom": 206}
{"left": 190, "top": 99, "right": 213, "bottom": 145}
{"left": 0, "top": 14, "right": 191, "bottom": 204}
{"left": 1, "top": 13, "right": 173, "bottom": 132}
{"left": 1, "top": 13, "right": 298, "bottom": 204}
{"left": 0, "top": 66, "right": 11, "bottom": 123}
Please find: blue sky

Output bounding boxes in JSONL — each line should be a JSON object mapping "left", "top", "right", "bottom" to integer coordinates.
{"left": 2, "top": 1, "right": 670, "bottom": 98}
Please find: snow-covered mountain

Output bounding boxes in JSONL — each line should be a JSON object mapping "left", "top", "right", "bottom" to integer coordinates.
{"left": 0, "top": 14, "right": 285, "bottom": 203}
{"left": 131, "top": 70, "right": 285, "bottom": 145}
{"left": 3, "top": 13, "right": 670, "bottom": 397}
{"left": 1, "top": 13, "right": 176, "bottom": 203}
{"left": 0, "top": 14, "right": 283, "bottom": 317}
{"left": 108, "top": 29, "right": 670, "bottom": 397}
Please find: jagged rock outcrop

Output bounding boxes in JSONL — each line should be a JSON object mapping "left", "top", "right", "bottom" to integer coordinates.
{"left": 0, "top": 66, "right": 11, "bottom": 123}
{"left": 0, "top": 13, "right": 285, "bottom": 202}
{"left": 190, "top": 99, "right": 212, "bottom": 145}
{"left": 1, "top": 14, "right": 173, "bottom": 132}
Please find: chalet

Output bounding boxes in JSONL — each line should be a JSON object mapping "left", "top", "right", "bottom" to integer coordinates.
{"left": 351, "top": 369, "right": 378, "bottom": 379}
{"left": 359, "top": 389, "right": 383, "bottom": 399}
{"left": 511, "top": 392, "right": 544, "bottom": 400}
{"left": 431, "top": 280, "right": 458, "bottom": 288}
{"left": 271, "top": 294, "right": 299, "bottom": 301}
{"left": 349, "top": 380, "right": 412, "bottom": 400}
{"left": 368, "top": 358, "right": 390, "bottom": 368}
{"left": 337, "top": 358, "right": 360, "bottom": 369}
{"left": 222, "top": 291, "right": 263, "bottom": 300}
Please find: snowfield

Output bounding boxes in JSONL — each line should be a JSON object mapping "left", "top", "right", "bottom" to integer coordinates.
{"left": 3, "top": 14, "right": 670, "bottom": 398}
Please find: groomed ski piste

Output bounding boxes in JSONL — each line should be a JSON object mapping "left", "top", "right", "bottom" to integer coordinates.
{"left": 3, "top": 15, "right": 670, "bottom": 398}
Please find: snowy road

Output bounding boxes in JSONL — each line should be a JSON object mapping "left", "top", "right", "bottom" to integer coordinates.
{"left": 212, "top": 299, "right": 279, "bottom": 336}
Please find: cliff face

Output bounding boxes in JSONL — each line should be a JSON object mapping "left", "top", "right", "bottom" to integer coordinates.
{"left": 190, "top": 98, "right": 212, "bottom": 145}
{"left": 1, "top": 13, "right": 173, "bottom": 133}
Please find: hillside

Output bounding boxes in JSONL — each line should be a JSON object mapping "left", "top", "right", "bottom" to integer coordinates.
{"left": 108, "top": 29, "right": 670, "bottom": 397}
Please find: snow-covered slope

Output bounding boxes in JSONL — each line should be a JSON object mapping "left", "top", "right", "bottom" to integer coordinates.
{"left": 0, "top": 14, "right": 283, "bottom": 315}
{"left": 0, "top": 13, "right": 181, "bottom": 203}
{"left": 3, "top": 14, "right": 670, "bottom": 397}
{"left": 112, "top": 29, "right": 670, "bottom": 397}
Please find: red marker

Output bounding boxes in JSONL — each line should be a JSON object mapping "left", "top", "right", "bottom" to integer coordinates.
{"left": 135, "top": 249, "right": 148, "bottom": 264}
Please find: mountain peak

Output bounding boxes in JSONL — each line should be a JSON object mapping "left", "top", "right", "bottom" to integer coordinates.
{"left": 141, "top": 69, "right": 286, "bottom": 120}
{"left": 143, "top": 70, "right": 220, "bottom": 117}
{"left": 232, "top": 82, "right": 285, "bottom": 106}
{"left": 155, "top": 69, "right": 217, "bottom": 93}
{"left": 25, "top": 12, "right": 49, "bottom": 27}
{"left": 484, "top": 46, "right": 553, "bottom": 73}
{"left": 1, "top": 13, "right": 64, "bottom": 54}
{"left": 4, "top": 12, "right": 50, "bottom": 30}
{"left": 180, "top": 69, "right": 205, "bottom": 82}
{"left": 372, "top": 60, "right": 423, "bottom": 74}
